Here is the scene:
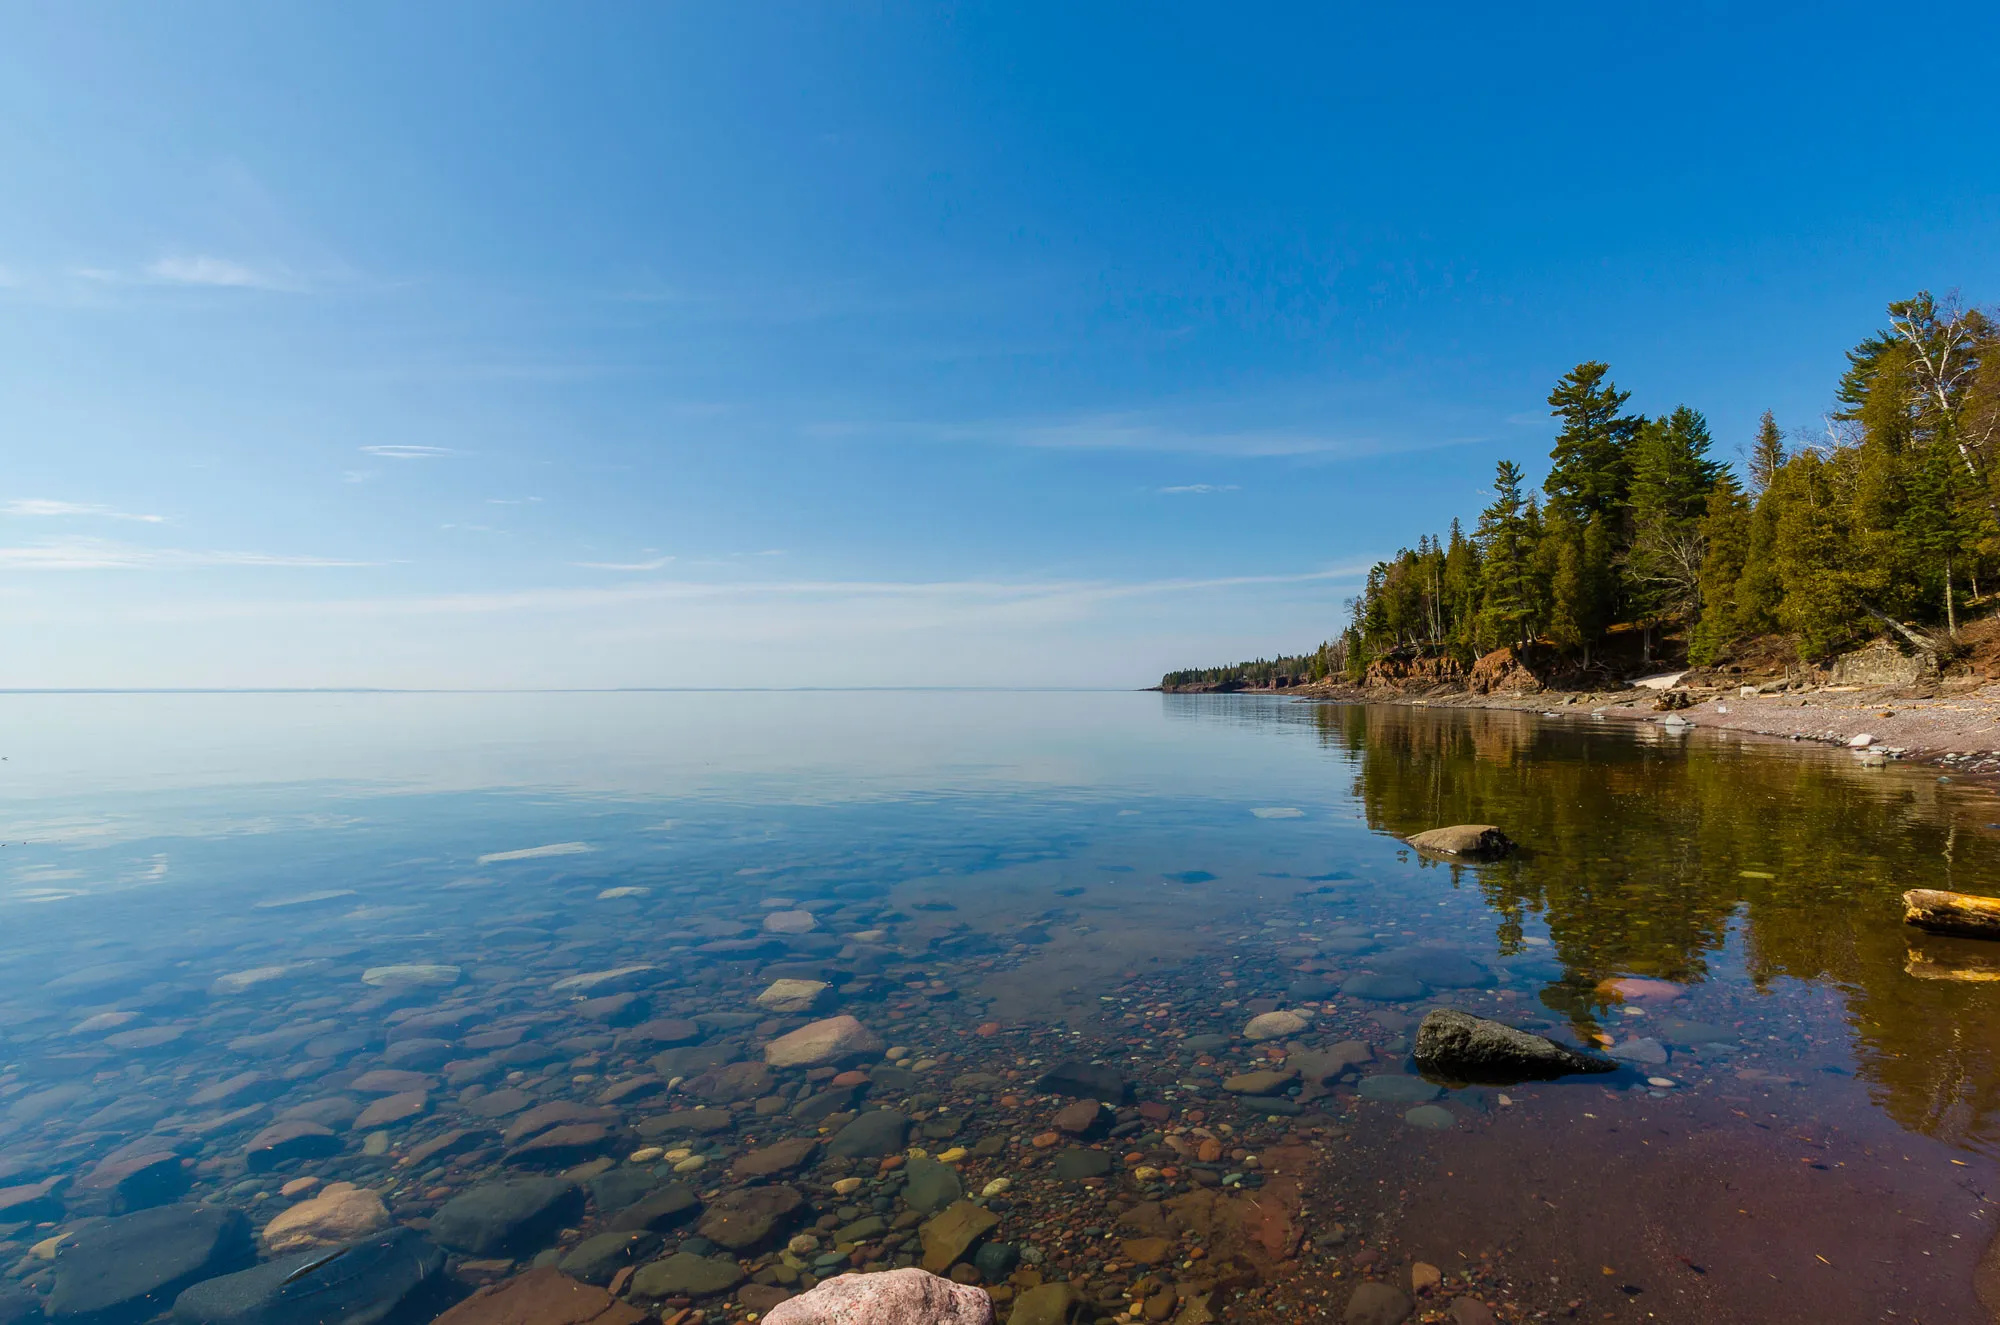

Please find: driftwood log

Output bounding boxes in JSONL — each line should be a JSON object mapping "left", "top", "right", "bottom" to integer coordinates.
{"left": 1903, "top": 888, "right": 2000, "bottom": 940}
{"left": 1906, "top": 945, "right": 2000, "bottom": 982}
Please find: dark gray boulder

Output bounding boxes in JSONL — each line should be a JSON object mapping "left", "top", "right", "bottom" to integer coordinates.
{"left": 428, "top": 1178, "right": 581, "bottom": 1256}
{"left": 604, "top": 1183, "right": 701, "bottom": 1233}
{"left": 1032, "top": 1061, "right": 1127, "bottom": 1103}
{"left": 1413, "top": 1009, "right": 1616, "bottom": 1085}
{"left": 48, "top": 1204, "right": 253, "bottom": 1324}
{"left": 1405, "top": 825, "right": 1514, "bottom": 859}
{"left": 557, "top": 1230, "right": 658, "bottom": 1286}
{"left": 1345, "top": 1281, "right": 1413, "bottom": 1325}
{"left": 825, "top": 1109, "right": 908, "bottom": 1158}
{"left": 171, "top": 1227, "right": 446, "bottom": 1325}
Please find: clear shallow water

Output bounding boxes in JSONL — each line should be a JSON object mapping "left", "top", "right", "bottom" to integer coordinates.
{"left": 2, "top": 692, "right": 1997, "bottom": 1324}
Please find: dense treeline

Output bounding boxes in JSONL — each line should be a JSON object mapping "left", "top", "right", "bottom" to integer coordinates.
{"left": 1157, "top": 648, "right": 1343, "bottom": 690}
{"left": 1341, "top": 291, "right": 2000, "bottom": 677}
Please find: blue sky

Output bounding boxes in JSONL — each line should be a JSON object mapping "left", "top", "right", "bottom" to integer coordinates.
{"left": 4, "top": 3, "right": 1997, "bottom": 688}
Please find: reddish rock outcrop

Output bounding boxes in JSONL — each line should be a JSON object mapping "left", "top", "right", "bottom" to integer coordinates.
{"left": 762, "top": 1268, "right": 993, "bottom": 1325}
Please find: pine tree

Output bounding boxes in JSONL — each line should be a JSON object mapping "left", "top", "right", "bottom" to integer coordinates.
{"left": 1545, "top": 362, "right": 1642, "bottom": 523}
{"left": 1625, "top": 405, "right": 1722, "bottom": 627}
{"left": 1689, "top": 475, "right": 1750, "bottom": 664}
{"left": 1747, "top": 411, "right": 1785, "bottom": 495}
{"left": 1474, "top": 460, "right": 1540, "bottom": 649}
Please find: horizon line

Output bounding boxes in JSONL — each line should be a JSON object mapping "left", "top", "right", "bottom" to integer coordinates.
{"left": 0, "top": 685, "right": 1207, "bottom": 695}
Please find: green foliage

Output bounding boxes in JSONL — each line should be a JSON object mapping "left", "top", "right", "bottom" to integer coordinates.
{"left": 1159, "top": 643, "right": 1345, "bottom": 691}
{"left": 1544, "top": 362, "right": 1642, "bottom": 523}
{"left": 1170, "top": 289, "right": 2000, "bottom": 682}
{"left": 1688, "top": 476, "right": 1749, "bottom": 665}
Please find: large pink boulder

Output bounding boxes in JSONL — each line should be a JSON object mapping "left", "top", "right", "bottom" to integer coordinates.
{"left": 763, "top": 1015, "right": 885, "bottom": 1068}
{"left": 763, "top": 1269, "right": 993, "bottom": 1325}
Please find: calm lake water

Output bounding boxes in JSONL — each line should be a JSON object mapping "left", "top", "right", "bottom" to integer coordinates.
{"left": 2, "top": 691, "right": 1996, "bottom": 1325}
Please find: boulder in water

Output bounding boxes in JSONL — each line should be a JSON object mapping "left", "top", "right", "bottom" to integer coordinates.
{"left": 172, "top": 1227, "right": 445, "bottom": 1325}
{"left": 48, "top": 1204, "right": 253, "bottom": 1324}
{"left": 1412, "top": 1009, "right": 1615, "bottom": 1085}
{"left": 1405, "top": 825, "right": 1514, "bottom": 860}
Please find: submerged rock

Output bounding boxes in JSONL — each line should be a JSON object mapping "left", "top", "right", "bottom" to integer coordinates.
{"left": 1344, "top": 1281, "right": 1413, "bottom": 1325}
{"left": 764, "top": 1015, "right": 884, "bottom": 1068}
{"left": 1242, "top": 1010, "right": 1308, "bottom": 1041}
{"left": 1412, "top": 1009, "right": 1616, "bottom": 1084}
{"left": 434, "top": 1268, "right": 645, "bottom": 1325}
{"left": 919, "top": 1200, "right": 999, "bottom": 1273}
{"left": 1031, "top": 1061, "right": 1126, "bottom": 1103}
{"left": 429, "top": 1177, "right": 582, "bottom": 1256}
{"left": 172, "top": 1227, "right": 444, "bottom": 1325}
{"left": 48, "top": 1204, "right": 254, "bottom": 1324}
{"left": 763, "top": 1268, "right": 994, "bottom": 1325}
{"left": 696, "top": 1184, "right": 805, "bottom": 1250}
{"left": 260, "top": 1183, "right": 390, "bottom": 1252}
{"left": 1404, "top": 825, "right": 1514, "bottom": 859}
{"left": 630, "top": 1253, "right": 745, "bottom": 1299}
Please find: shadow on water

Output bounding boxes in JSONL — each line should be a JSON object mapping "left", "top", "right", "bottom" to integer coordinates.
{"left": 1172, "top": 696, "right": 2000, "bottom": 1154}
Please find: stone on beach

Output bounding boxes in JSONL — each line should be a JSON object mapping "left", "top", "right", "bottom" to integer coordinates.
{"left": 763, "top": 1268, "right": 994, "bottom": 1325}
{"left": 1404, "top": 825, "right": 1514, "bottom": 859}
{"left": 764, "top": 909, "right": 819, "bottom": 933}
{"left": 1412, "top": 1009, "right": 1616, "bottom": 1084}
{"left": 764, "top": 1014, "right": 884, "bottom": 1067}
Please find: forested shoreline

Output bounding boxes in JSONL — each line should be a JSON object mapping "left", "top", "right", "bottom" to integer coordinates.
{"left": 1161, "top": 291, "right": 2000, "bottom": 692}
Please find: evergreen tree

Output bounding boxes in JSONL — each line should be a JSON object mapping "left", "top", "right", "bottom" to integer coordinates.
{"left": 1475, "top": 460, "right": 1541, "bottom": 649}
{"left": 1689, "top": 475, "right": 1750, "bottom": 664}
{"left": 1625, "top": 406, "right": 1722, "bottom": 628}
{"left": 1545, "top": 362, "right": 1642, "bottom": 523}
{"left": 1747, "top": 410, "right": 1785, "bottom": 495}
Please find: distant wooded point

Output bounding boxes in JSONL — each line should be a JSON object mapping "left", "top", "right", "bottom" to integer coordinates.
{"left": 1163, "top": 291, "right": 1999, "bottom": 691}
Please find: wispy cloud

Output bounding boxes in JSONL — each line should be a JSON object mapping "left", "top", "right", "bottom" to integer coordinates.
{"left": 574, "top": 556, "right": 675, "bottom": 572}
{"left": 812, "top": 413, "right": 1419, "bottom": 458}
{"left": 102, "top": 565, "right": 1367, "bottom": 624}
{"left": 3, "top": 499, "right": 166, "bottom": 523}
{"left": 0, "top": 537, "right": 373, "bottom": 571}
{"left": 147, "top": 254, "right": 295, "bottom": 291}
{"left": 1155, "top": 484, "right": 1240, "bottom": 495}
{"left": 362, "top": 445, "right": 460, "bottom": 459}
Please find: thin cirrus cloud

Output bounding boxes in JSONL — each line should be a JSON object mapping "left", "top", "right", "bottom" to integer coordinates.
{"left": 1155, "top": 484, "right": 1240, "bottom": 495}
{"left": 811, "top": 412, "right": 1469, "bottom": 458}
{"left": 3, "top": 498, "right": 166, "bottom": 523}
{"left": 0, "top": 537, "right": 373, "bottom": 570}
{"left": 146, "top": 255, "right": 297, "bottom": 291}
{"left": 361, "top": 445, "right": 460, "bottom": 459}
{"left": 573, "top": 556, "right": 675, "bottom": 572}
{"left": 112, "top": 564, "right": 1369, "bottom": 624}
